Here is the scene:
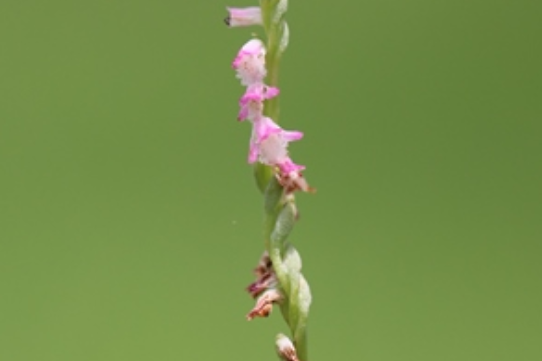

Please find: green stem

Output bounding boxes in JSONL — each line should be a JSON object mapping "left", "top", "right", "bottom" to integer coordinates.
{"left": 259, "top": 2, "right": 310, "bottom": 360}
{"left": 254, "top": 0, "right": 285, "bottom": 192}
{"left": 295, "top": 331, "right": 308, "bottom": 361}
{"left": 260, "top": 0, "right": 284, "bottom": 123}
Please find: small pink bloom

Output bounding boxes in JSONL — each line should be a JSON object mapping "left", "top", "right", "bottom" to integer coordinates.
{"left": 225, "top": 7, "right": 262, "bottom": 27}
{"left": 238, "top": 84, "right": 280, "bottom": 121}
{"left": 247, "top": 117, "right": 303, "bottom": 164}
{"left": 248, "top": 119, "right": 315, "bottom": 193}
{"left": 232, "top": 39, "right": 266, "bottom": 86}
{"left": 255, "top": 123, "right": 303, "bottom": 164}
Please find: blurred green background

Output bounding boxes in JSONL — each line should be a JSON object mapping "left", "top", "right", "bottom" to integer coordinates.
{"left": 1, "top": 0, "right": 541, "bottom": 360}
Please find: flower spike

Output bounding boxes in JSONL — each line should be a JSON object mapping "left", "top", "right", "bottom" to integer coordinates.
{"left": 225, "top": 1, "right": 314, "bottom": 359}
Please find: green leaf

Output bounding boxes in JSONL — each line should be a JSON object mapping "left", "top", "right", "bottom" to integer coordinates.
{"left": 254, "top": 162, "right": 274, "bottom": 194}
{"left": 264, "top": 176, "right": 284, "bottom": 215}
{"left": 271, "top": 202, "right": 296, "bottom": 247}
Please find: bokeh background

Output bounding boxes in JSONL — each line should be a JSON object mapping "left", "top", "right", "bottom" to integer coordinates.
{"left": 1, "top": 0, "right": 541, "bottom": 360}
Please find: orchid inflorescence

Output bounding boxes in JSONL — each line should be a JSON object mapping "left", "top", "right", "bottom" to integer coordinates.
{"left": 225, "top": 2, "right": 314, "bottom": 361}
{"left": 231, "top": 34, "right": 313, "bottom": 195}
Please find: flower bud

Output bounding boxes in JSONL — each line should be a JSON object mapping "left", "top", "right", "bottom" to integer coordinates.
{"left": 275, "top": 334, "right": 299, "bottom": 361}
{"left": 225, "top": 7, "right": 262, "bottom": 27}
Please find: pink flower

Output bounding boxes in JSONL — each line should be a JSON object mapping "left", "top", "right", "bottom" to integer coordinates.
{"left": 247, "top": 118, "right": 315, "bottom": 193}
{"left": 232, "top": 39, "right": 266, "bottom": 86}
{"left": 225, "top": 7, "right": 262, "bottom": 27}
{"left": 238, "top": 84, "right": 280, "bottom": 121}
{"left": 247, "top": 117, "right": 303, "bottom": 165}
